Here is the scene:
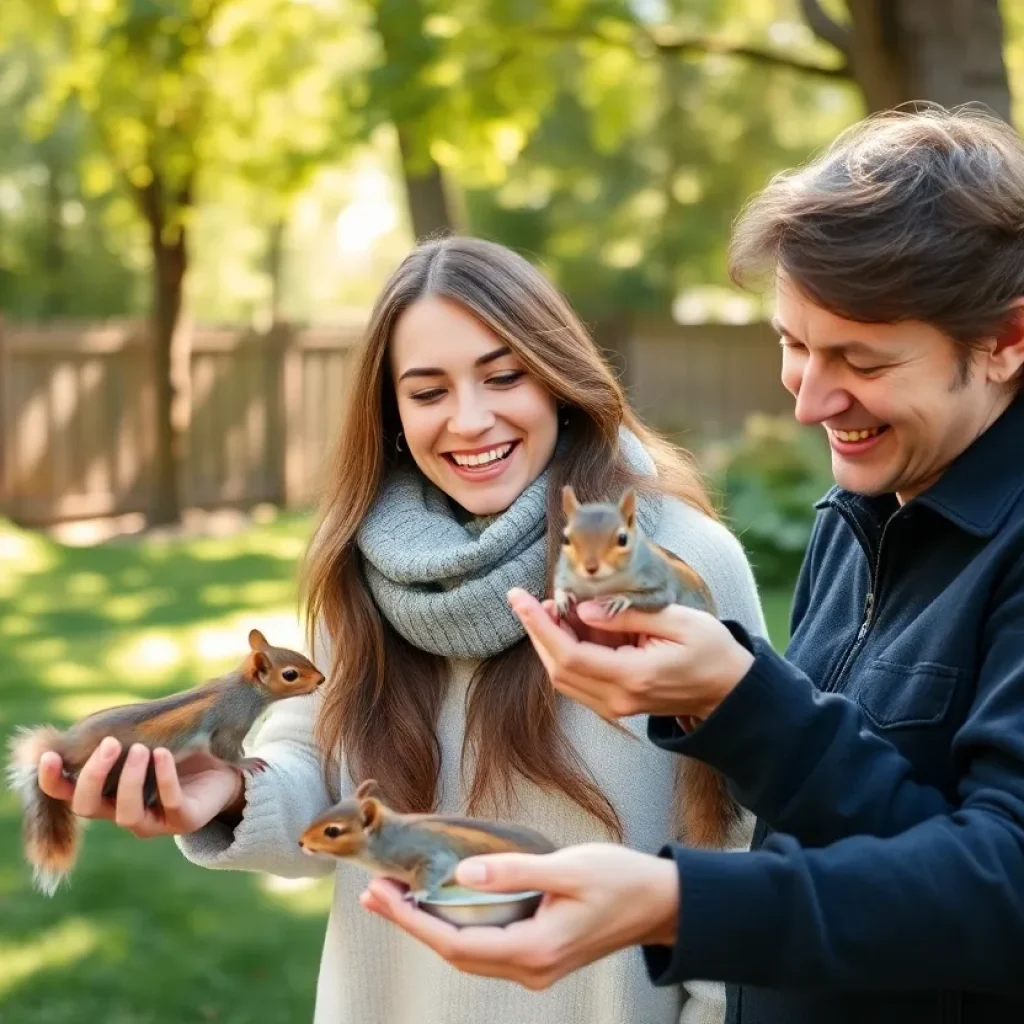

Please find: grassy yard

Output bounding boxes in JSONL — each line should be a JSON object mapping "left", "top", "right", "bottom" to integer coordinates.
{"left": 0, "top": 512, "right": 793, "bottom": 1024}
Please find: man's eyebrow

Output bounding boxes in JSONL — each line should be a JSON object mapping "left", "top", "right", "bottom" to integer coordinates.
{"left": 397, "top": 346, "right": 511, "bottom": 383}
{"left": 771, "top": 318, "right": 884, "bottom": 356}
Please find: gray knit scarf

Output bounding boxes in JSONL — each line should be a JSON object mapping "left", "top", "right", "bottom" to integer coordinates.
{"left": 355, "top": 427, "right": 664, "bottom": 659}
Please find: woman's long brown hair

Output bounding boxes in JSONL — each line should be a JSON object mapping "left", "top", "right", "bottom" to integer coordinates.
{"left": 300, "top": 236, "right": 717, "bottom": 840}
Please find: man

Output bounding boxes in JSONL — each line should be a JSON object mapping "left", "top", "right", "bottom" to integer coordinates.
{"left": 362, "top": 104, "right": 1024, "bottom": 1023}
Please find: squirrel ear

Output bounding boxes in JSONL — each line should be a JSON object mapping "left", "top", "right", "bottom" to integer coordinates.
{"left": 355, "top": 778, "right": 380, "bottom": 801}
{"left": 247, "top": 650, "right": 271, "bottom": 680}
{"left": 248, "top": 628, "right": 269, "bottom": 652}
{"left": 619, "top": 488, "right": 636, "bottom": 528}
{"left": 561, "top": 485, "right": 578, "bottom": 518}
{"left": 360, "top": 797, "right": 383, "bottom": 832}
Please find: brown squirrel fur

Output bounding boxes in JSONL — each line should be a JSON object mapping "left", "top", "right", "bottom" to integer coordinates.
{"left": 6, "top": 629, "right": 324, "bottom": 896}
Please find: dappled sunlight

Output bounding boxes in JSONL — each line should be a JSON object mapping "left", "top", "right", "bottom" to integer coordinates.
{"left": 259, "top": 874, "right": 335, "bottom": 915}
{"left": 112, "top": 632, "right": 184, "bottom": 674}
{"left": 194, "top": 610, "right": 305, "bottom": 660}
{"left": 0, "top": 919, "right": 102, "bottom": 998}
{"left": 64, "top": 572, "right": 109, "bottom": 599}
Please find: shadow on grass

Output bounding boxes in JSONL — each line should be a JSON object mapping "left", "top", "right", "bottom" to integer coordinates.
{"left": 0, "top": 512, "right": 334, "bottom": 1024}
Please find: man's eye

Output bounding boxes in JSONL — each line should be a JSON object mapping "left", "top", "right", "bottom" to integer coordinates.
{"left": 850, "top": 364, "right": 885, "bottom": 375}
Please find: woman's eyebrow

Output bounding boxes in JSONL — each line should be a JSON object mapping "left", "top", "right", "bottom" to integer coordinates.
{"left": 397, "top": 346, "right": 511, "bottom": 382}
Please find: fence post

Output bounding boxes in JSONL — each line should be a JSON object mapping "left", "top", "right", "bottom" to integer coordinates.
{"left": 278, "top": 324, "right": 305, "bottom": 508}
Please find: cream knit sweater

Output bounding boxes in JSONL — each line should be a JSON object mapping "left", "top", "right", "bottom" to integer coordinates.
{"left": 175, "top": 497, "right": 768, "bottom": 1024}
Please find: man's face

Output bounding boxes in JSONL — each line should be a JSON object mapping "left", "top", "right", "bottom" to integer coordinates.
{"left": 775, "top": 275, "right": 1018, "bottom": 502}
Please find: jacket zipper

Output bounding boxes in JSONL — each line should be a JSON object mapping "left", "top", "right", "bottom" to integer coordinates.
{"left": 821, "top": 514, "right": 892, "bottom": 693}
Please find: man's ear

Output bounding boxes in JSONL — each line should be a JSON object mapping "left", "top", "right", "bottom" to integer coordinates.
{"left": 987, "top": 300, "right": 1024, "bottom": 385}
{"left": 360, "top": 797, "right": 383, "bottom": 832}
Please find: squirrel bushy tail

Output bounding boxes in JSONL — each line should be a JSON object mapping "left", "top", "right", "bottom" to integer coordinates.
{"left": 681, "top": 758, "right": 741, "bottom": 849}
{"left": 5, "top": 726, "right": 79, "bottom": 896}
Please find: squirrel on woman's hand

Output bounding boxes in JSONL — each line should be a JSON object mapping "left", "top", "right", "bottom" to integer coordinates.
{"left": 6, "top": 629, "right": 324, "bottom": 896}
{"left": 299, "top": 779, "right": 557, "bottom": 902}
{"left": 552, "top": 485, "right": 742, "bottom": 849}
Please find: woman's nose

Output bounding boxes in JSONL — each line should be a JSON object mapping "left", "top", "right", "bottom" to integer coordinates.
{"left": 449, "top": 389, "right": 497, "bottom": 436}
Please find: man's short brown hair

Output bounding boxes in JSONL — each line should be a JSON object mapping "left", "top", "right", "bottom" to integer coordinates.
{"left": 728, "top": 103, "right": 1024, "bottom": 355}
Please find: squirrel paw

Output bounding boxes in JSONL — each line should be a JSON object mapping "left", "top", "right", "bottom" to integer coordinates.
{"left": 598, "top": 595, "right": 632, "bottom": 616}
{"left": 553, "top": 589, "right": 577, "bottom": 618}
{"left": 239, "top": 756, "right": 269, "bottom": 776}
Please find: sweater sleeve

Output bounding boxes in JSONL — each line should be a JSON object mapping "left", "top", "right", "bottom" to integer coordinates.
{"left": 174, "top": 688, "right": 336, "bottom": 878}
{"left": 642, "top": 559, "right": 1024, "bottom": 993}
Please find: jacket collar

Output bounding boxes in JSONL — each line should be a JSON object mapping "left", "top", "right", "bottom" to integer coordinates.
{"left": 815, "top": 395, "right": 1024, "bottom": 539}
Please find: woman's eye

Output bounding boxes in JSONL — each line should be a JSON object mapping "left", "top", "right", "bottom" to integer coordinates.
{"left": 410, "top": 388, "right": 446, "bottom": 402}
{"left": 488, "top": 371, "right": 525, "bottom": 387}
{"left": 849, "top": 364, "right": 885, "bottom": 376}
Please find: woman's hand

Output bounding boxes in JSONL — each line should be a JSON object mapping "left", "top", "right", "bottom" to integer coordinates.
{"left": 509, "top": 587, "right": 754, "bottom": 721}
{"left": 37, "top": 737, "right": 245, "bottom": 838}
{"left": 359, "top": 843, "right": 679, "bottom": 990}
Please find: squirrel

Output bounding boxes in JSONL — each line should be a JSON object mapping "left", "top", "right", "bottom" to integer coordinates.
{"left": 552, "top": 484, "right": 742, "bottom": 850}
{"left": 298, "top": 779, "right": 557, "bottom": 902}
{"left": 6, "top": 628, "right": 325, "bottom": 897}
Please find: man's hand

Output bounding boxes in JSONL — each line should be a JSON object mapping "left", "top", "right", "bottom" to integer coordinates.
{"left": 360, "top": 844, "right": 680, "bottom": 990}
{"left": 508, "top": 587, "right": 754, "bottom": 721}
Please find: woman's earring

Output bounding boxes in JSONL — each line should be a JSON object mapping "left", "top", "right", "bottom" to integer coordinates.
{"left": 396, "top": 430, "right": 406, "bottom": 453}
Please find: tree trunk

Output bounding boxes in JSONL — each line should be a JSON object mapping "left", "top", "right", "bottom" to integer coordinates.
{"left": 266, "top": 214, "right": 286, "bottom": 325}
{"left": 137, "top": 173, "right": 191, "bottom": 527}
{"left": 837, "top": 0, "right": 1011, "bottom": 119}
{"left": 395, "top": 125, "right": 459, "bottom": 240}
{"left": 42, "top": 158, "right": 66, "bottom": 316}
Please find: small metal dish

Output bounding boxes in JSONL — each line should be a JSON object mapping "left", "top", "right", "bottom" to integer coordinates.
{"left": 416, "top": 887, "right": 543, "bottom": 928}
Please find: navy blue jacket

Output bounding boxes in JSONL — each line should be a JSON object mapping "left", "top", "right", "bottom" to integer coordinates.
{"left": 642, "top": 396, "right": 1024, "bottom": 1023}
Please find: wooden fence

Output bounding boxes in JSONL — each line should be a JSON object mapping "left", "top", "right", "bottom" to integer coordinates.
{"left": 0, "top": 317, "right": 791, "bottom": 526}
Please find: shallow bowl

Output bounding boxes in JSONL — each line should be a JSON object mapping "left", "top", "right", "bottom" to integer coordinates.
{"left": 416, "top": 887, "right": 543, "bottom": 928}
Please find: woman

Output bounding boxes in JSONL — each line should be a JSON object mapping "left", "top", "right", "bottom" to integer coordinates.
{"left": 36, "top": 236, "right": 767, "bottom": 1024}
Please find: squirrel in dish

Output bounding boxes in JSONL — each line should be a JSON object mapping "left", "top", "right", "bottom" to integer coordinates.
{"left": 298, "top": 779, "right": 557, "bottom": 902}
{"left": 6, "top": 629, "right": 324, "bottom": 895}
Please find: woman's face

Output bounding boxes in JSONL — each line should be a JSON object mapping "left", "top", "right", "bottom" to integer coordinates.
{"left": 389, "top": 296, "right": 559, "bottom": 516}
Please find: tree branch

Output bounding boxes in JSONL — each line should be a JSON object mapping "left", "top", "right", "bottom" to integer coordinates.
{"left": 649, "top": 28, "right": 851, "bottom": 79}
{"left": 799, "top": 0, "right": 853, "bottom": 58}
{"left": 516, "top": 22, "right": 852, "bottom": 81}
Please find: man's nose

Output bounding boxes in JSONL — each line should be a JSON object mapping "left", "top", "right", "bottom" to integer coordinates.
{"left": 792, "top": 363, "right": 851, "bottom": 426}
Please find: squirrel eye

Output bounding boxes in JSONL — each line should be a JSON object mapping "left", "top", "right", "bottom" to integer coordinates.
{"left": 324, "top": 825, "right": 343, "bottom": 838}
{"left": 616, "top": 531, "right": 629, "bottom": 547}
{"left": 282, "top": 668, "right": 299, "bottom": 682}
{"left": 561, "top": 530, "right": 571, "bottom": 545}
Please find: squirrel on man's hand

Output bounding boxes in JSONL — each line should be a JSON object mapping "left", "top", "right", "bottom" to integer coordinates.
{"left": 6, "top": 629, "right": 325, "bottom": 896}
{"left": 553, "top": 485, "right": 742, "bottom": 850}
{"left": 299, "top": 779, "right": 557, "bottom": 902}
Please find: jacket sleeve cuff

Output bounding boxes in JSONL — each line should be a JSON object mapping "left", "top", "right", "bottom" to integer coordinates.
{"left": 642, "top": 842, "right": 782, "bottom": 988}
{"left": 647, "top": 620, "right": 811, "bottom": 785}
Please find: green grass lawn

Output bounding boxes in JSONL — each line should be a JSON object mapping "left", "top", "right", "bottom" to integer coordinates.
{"left": 0, "top": 511, "right": 794, "bottom": 1023}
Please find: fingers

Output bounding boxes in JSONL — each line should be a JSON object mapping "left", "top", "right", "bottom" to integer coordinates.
{"left": 114, "top": 743, "right": 152, "bottom": 830}
{"left": 575, "top": 600, "right": 695, "bottom": 640}
{"left": 70, "top": 737, "right": 122, "bottom": 818}
{"left": 455, "top": 851, "right": 576, "bottom": 896}
{"left": 37, "top": 752, "right": 74, "bottom": 801}
{"left": 153, "top": 747, "right": 184, "bottom": 816}
{"left": 508, "top": 589, "right": 625, "bottom": 683}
